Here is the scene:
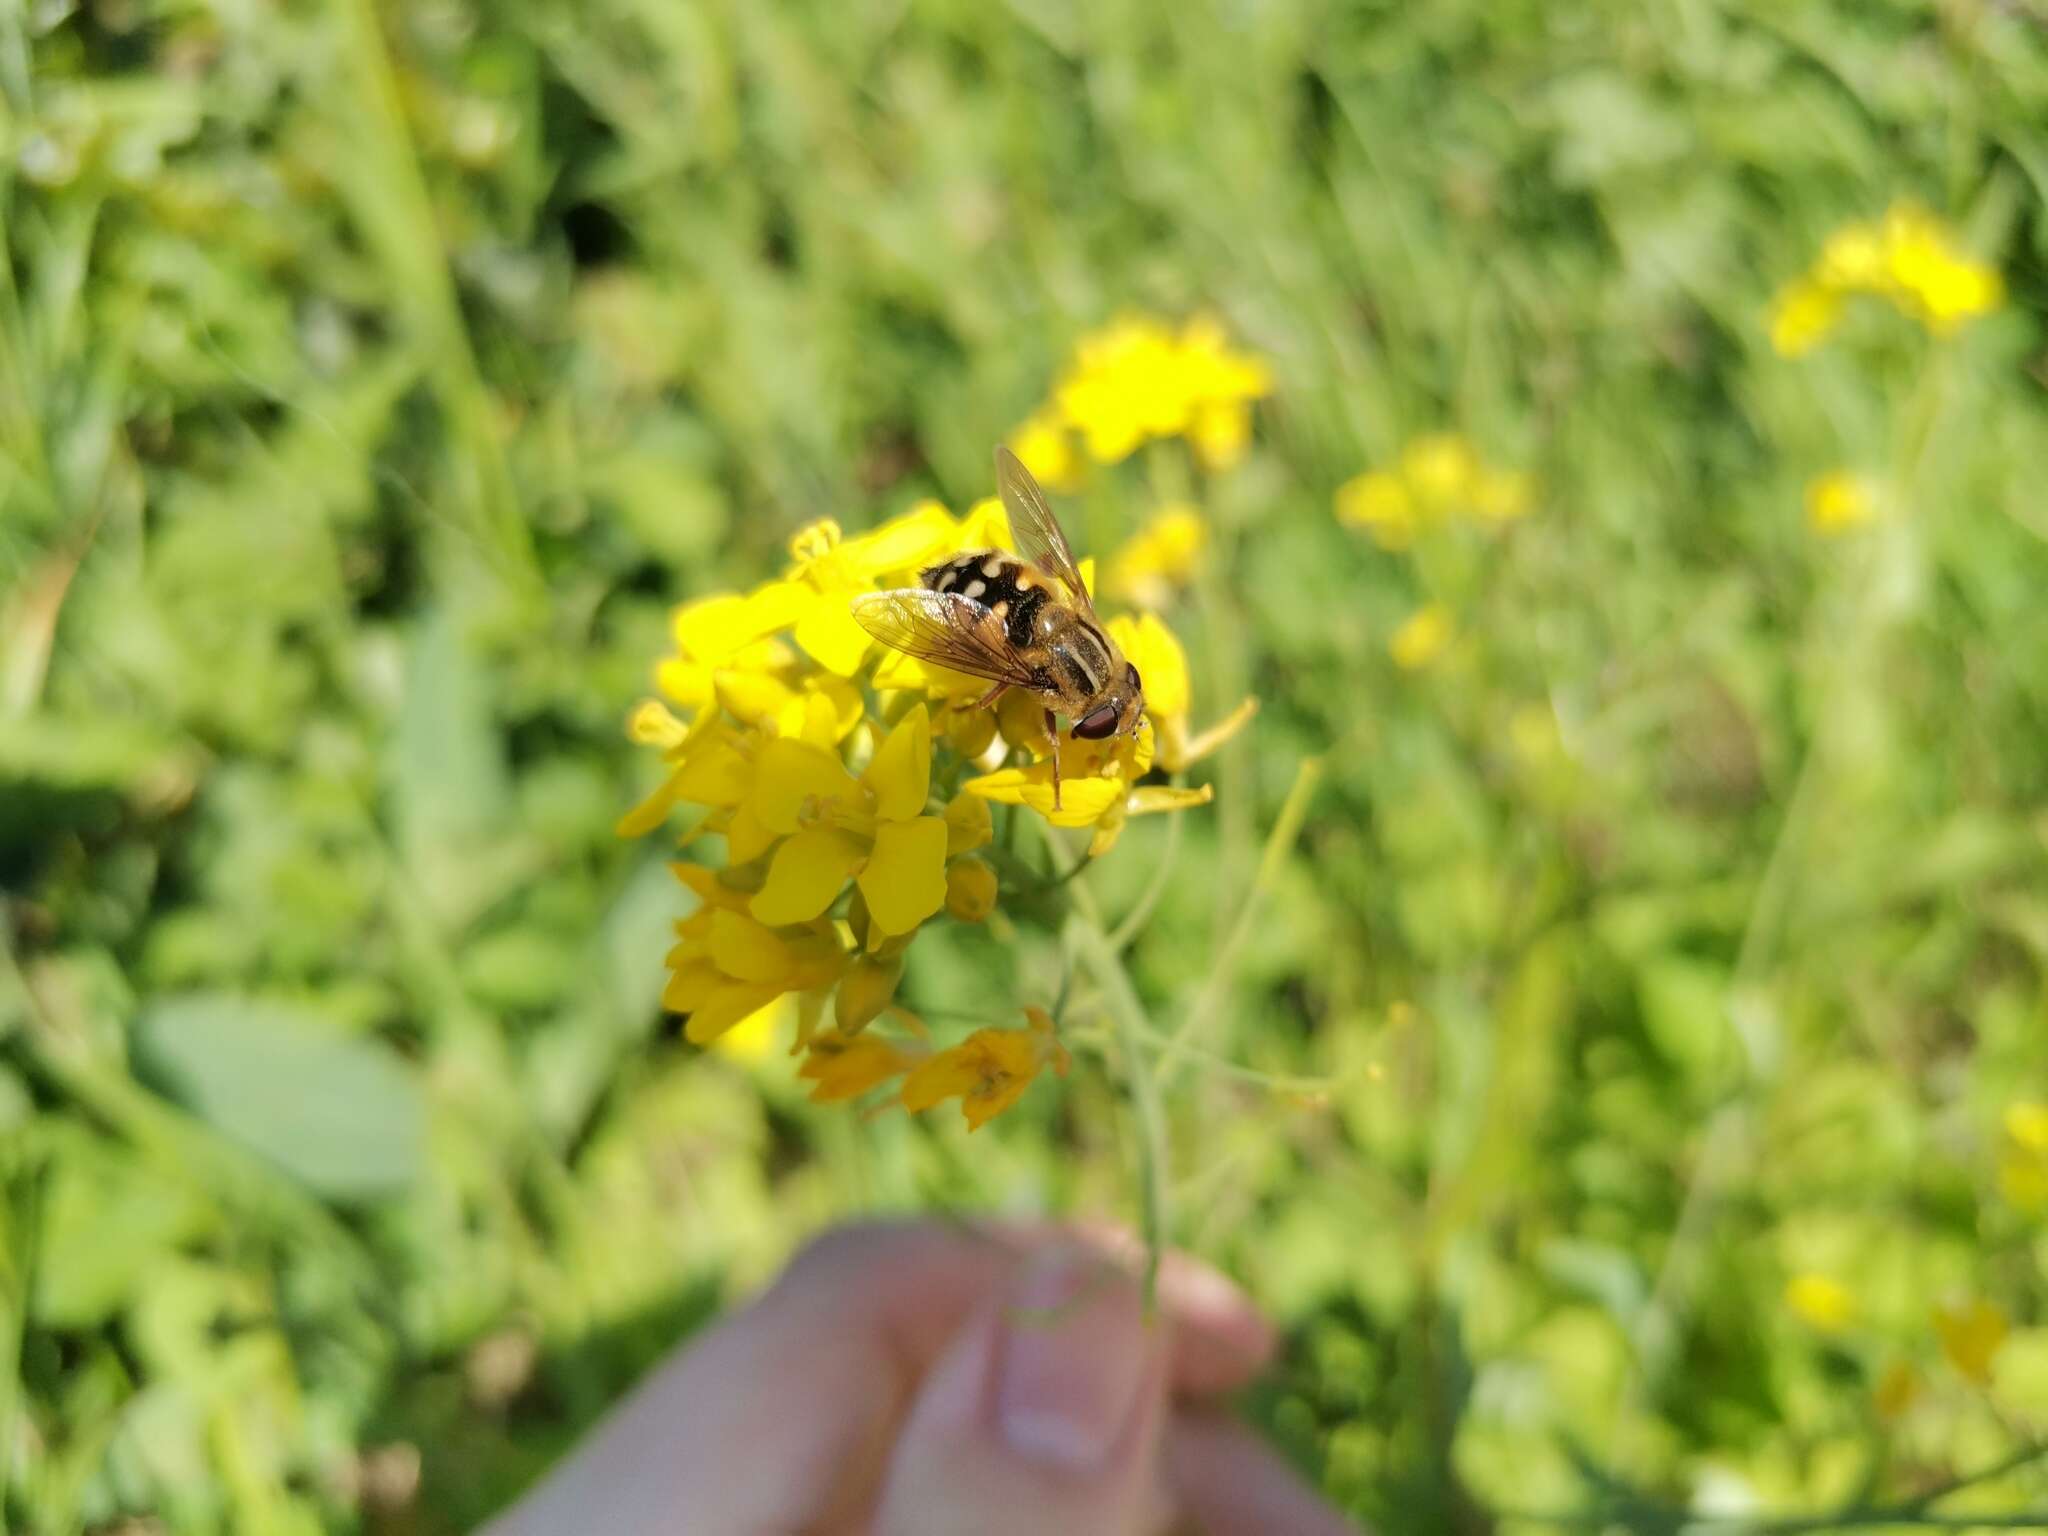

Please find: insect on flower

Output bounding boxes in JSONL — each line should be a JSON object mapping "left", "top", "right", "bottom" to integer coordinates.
{"left": 852, "top": 447, "right": 1146, "bottom": 809}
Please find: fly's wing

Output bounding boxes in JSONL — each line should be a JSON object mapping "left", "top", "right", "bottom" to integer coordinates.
{"left": 994, "top": 444, "right": 1092, "bottom": 610}
{"left": 850, "top": 588, "right": 1041, "bottom": 688}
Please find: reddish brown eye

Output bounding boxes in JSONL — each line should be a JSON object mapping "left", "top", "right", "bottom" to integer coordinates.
{"left": 1073, "top": 704, "right": 1121, "bottom": 739}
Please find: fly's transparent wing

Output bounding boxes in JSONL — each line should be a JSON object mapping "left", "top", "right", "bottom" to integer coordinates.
{"left": 994, "top": 445, "right": 1091, "bottom": 609}
{"left": 850, "top": 588, "right": 1041, "bottom": 688}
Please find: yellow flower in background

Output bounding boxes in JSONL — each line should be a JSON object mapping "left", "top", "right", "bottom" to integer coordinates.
{"left": 1389, "top": 603, "right": 1452, "bottom": 671}
{"left": 1873, "top": 1360, "right": 1921, "bottom": 1422}
{"left": 1933, "top": 1298, "right": 2008, "bottom": 1384}
{"left": 1337, "top": 434, "right": 1533, "bottom": 547}
{"left": 1336, "top": 471, "right": 1418, "bottom": 548}
{"left": 1998, "top": 1100, "right": 2048, "bottom": 1211}
{"left": 1106, "top": 503, "right": 1207, "bottom": 608}
{"left": 1785, "top": 1273, "right": 1858, "bottom": 1334}
{"left": 900, "top": 1008, "right": 1071, "bottom": 1131}
{"left": 1035, "top": 313, "right": 1271, "bottom": 470}
{"left": 1805, "top": 471, "right": 1875, "bottom": 536}
{"left": 1767, "top": 201, "right": 2002, "bottom": 356}
{"left": 1009, "top": 410, "right": 1083, "bottom": 493}
{"left": 1768, "top": 280, "right": 1844, "bottom": 359}
{"left": 619, "top": 461, "right": 1243, "bottom": 1124}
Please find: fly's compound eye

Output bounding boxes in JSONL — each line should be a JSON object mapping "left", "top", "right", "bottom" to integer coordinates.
{"left": 1073, "top": 704, "right": 1121, "bottom": 739}
{"left": 1125, "top": 663, "right": 1142, "bottom": 692}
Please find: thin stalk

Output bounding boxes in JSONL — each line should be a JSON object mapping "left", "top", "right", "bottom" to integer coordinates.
{"left": 1064, "top": 903, "right": 1170, "bottom": 1308}
{"left": 1156, "top": 756, "right": 1323, "bottom": 1091}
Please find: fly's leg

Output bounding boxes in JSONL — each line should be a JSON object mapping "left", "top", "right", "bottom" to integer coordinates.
{"left": 974, "top": 682, "right": 1008, "bottom": 710}
{"left": 1045, "top": 708, "right": 1062, "bottom": 810}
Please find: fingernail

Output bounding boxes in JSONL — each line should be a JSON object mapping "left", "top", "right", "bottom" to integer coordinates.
{"left": 995, "top": 1249, "right": 1152, "bottom": 1469}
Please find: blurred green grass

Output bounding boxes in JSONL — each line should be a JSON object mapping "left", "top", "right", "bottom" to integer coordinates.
{"left": 4, "top": 1, "right": 2048, "bottom": 1531}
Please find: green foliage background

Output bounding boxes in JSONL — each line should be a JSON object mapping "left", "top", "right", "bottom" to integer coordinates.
{"left": 5, "top": 1, "right": 2048, "bottom": 1531}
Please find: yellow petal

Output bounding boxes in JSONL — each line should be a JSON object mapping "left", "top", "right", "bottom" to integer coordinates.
{"left": 751, "top": 827, "right": 867, "bottom": 926}
{"left": 857, "top": 816, "right": 949, "bottom": 934}
{"left": 710, "top": 995, "right": 789, "bottom": 1060}
{"left": 1008, "top": 413, "right": 1082, "bottom": 494}
{"left": 671, "top": 732, "right": 754, "bottom": 808}
{"left": 794, "top": 598, "right": 876, "bottom": 677}
{"left": 1127, "top": 784, "right": 1214, "bottom": 816}
{"left": 655, "top": 655, "right": 716, "bottom": 708}
{"left": 1087, "top": 801, "right": 1127, "bottom": 858}
{"left": 1160, "top": 697, "right": 1257, "bottom": 772}
{"left": 750, "top": 738, "right": 862, "bottom": 834}
{"left": 707, "top": 908, "right": 795, "bottom": 983}
{"left": 715, "top": 667, "right": 798, "bottom": 727}
{"left": 863, "top": 704, "right": 933, "bottom": 821}
{"left": 723, "top": 798, "right": 778, "bottom": 865}
{"left": 844, "top": 500, "right": 959, "bottom": 577}
{"left": 1107, "top": 611, "right": 1190, "bottom": 720}
{"left": 685, "top": 977, "right": 786, "bottom": 1046}
{"left": 964, "top": 765, "right": 1126, "bottom": 828}
{"left": 943, "top": 792, "right": 993, "bottom": 855}
{"left": 945, "top": 858, "right": 998, "bottom": 922}
{"left": 953, "top": 496, "right": 1014, "bottom": 553}
{"left": 615, "top": 772, "right": 684, "bottom": 838}
{"left": 661, "top": 958, "right": 721, "bottom": 1014}
{"left": 834, "top": 955, "right": 904, "bottom": 1034}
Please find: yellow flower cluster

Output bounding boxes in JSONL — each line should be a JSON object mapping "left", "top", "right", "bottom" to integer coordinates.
{"left": 1335, "top": 433, "right": 1533, "bottom": 550}
{"left": 1104, "top": 502, "right": 1206, "bottom": 609}
{"left": 1769, "top": 202, "right": 2003, "bottom": 357}
{"left": 1010, "top": 314, "right": 1273, "bottom": 484}
{"left": 619, "top": 495, "right": 1252, "bottom": 1126}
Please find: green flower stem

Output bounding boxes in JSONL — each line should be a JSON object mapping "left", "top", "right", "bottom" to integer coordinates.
{"left": 1064, "top": 903, "right": 1170, "bottom": 1311}
{"left": 1156, "top": 755, "right": 1324, "bottom": 1092}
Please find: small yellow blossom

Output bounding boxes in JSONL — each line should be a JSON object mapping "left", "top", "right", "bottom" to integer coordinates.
{"left": 1335, "top": 471, "right": 1418, "bottom": 549}
{"left": 1785, "top": 1273, "right": 1858, "bottom": 1334}
{"left": 1768, "top": 202, "right": 2001, "bottom": 356}
{"left": 1045, "top": 314, "right": 1271, "bottom": 470}
{"left": 1009, "top": 411, "right": 1083, "bottom": 493}
{"left": 1389, "top": 604, "right": 1453, "bottom": 671}
{"left": 1933, "top": 1298, "right": 2008, "bottom": 1384}
{"left": 900, "top": 1010, "right": 1071, "bottom": 1131}
{"left": 1336, "top": 436, "right": 1533, "bottom": 546}
{"left": 1805, "top": 471, "right": 1875, "bottom": 536}
{"left": 1106, "top": 504, "right": 1207, "bottom": 608}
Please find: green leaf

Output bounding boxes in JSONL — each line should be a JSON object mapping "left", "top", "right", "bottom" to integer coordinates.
{"left": 134, "top": 994, "right": 424, "bottom": 1199}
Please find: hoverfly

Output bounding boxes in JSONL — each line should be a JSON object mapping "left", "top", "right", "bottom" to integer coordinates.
{"left": 851, "top": 446, "right": 1146, "bottom": 810}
